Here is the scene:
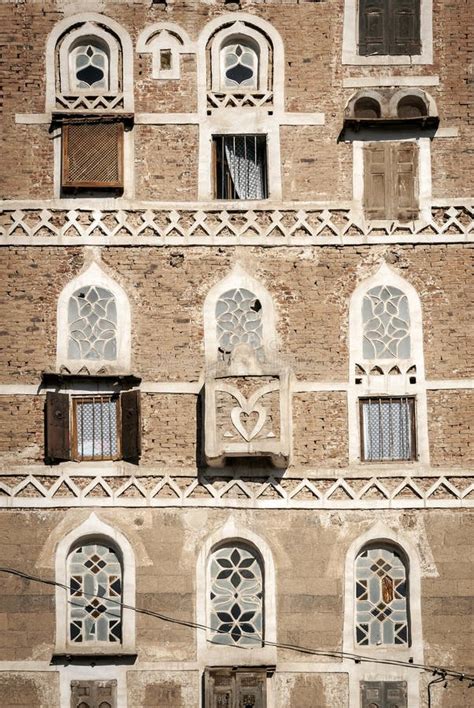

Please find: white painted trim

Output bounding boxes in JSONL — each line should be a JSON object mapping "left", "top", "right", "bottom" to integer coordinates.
{"left": 343, "top": 76, "right": 439, "bottom": 88}
{"left": 342, "top": 0, "right": 433, "bottom": 66}
{"left": 137, "top": 23, "right": 195, "bottom": 81}
{"left": 196, "top": 519, "right": 277, "bottom": 666}
{"left": 45, "top": 13, "right": 134, "bottom": 112}
{"left": 343, "top": 523, "right": 424, "bottom": 706}
{"left": 203, "top": 263, "right": 278, "bottom": 367}
{"left": 56, "top": 261, "right": 131, "bottom": 374}
{"left": 348, "top": 263, "right": 430, "bottom": 465}
{"left": 54, "top": 512, "right": 136, "bottom": 655}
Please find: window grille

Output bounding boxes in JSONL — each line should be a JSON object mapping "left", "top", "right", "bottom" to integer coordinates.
{"left": 208, "top": 544, "right": 264, "bottom": 647}
{"left": 69, "top": 543, "right": 122, "bottom": 644}
{"left": 213, "top": 135, "right": 268, "bottom": 200}
{"left": 356, "top": 546, "right": 409, "bottom": 646}
{"left": 62, "top": 122, "right": 124, "bottom": 190}
{"left": 360, "top": 397, "right": 416, "bottom": 461}
{"left": 72, "top": 395, "right": 119, "bottom": 461}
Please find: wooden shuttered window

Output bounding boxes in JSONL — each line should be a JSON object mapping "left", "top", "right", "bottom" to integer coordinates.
{"left": 205, "top": 668, "right": 267, "bottom": 708}
{"left": 364, "top": 142, "right": 418, "bottom": 221}
{"left": 62, "top": 122, "right": 124, "bottom": 190}
{"left": 45, "top": 390, "right": 141, "bottom": 463}
{"left": 70, "top": 680, "right": 117, "bottom": 708}
{"left": 361, "top": 681, "right": 407, "bottom": 708}
{"left": 359, "top": 0, "right": 421, "bottom": 56}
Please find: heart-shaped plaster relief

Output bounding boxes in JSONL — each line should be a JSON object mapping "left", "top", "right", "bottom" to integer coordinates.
{"left": 230, "top": 404, "right": 266, "bottom": 442}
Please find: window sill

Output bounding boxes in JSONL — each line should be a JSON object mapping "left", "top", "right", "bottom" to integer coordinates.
{"left": 51, "top": 651, "right": 137, "bottom": 666}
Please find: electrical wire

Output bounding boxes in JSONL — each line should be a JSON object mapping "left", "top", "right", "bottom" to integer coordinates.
{"left": 0, "top": 565, "right": 473, "bottom": 683}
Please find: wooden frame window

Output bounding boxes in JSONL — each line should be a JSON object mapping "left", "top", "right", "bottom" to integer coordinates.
{"left": 71, "top": 680, "right": 117, "bottom": 708}
{"left": 364, "top": 142, "right": 418, "bottom": 221}
{"left": 360, "top": 396, "right": 416, "bottom": 462}
{"left": 361, "top": 681, "right": 407, "bottom": 708}
{"left": 61, "top": 121, "right": 124, "bottom": 190}
{"left": 213, "top": 135, "right": 268, "bottom": 200}
{"left": 205, "top": 668, "right": 267, "bottom": 708}
{"left": 359, "top": 0, "right": 421, "bottom": 56}
{"left": 45, "top": 389, "right": 141, "bottom": 464}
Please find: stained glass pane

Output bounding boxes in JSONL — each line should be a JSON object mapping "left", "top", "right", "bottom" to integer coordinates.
{"left": 69, "top": 543, "right": 122, "bottom": 644}
{"left": 216, "top": 288, "right": 263, "bottom": 360}
{"left": 355, "top": 546, "right": 408, "bottom": 647}
{"left": 209, "top": 544, "right": 263, "bottom": 647}
{"left": 73, "top": 43, "right": 109, "bottom": 90}
{"left": 68, "top": 286, "right": 117, "bottom": 360}
{"left": 362, "top": 286, "right": 411, "bottom": 359}
{"left": 223, "top": 43, "right": 257, "bottom": 89}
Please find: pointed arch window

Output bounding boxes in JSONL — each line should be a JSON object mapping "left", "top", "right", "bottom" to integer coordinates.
{"left": 216, "top": 288, "right": 264, "bottom": 361}
{"left": 208, "top": 543, "right": 264, "bottom": 647}
{"left": 68, "top": 285, "right": 118, "bottom": 361}
{"left": 69, "top": 39, "right": 110, "bottom": 91}
{"left": 68, "top": 541, "right": 122, "bottom": 644}
{"left": 221, "top": 39, "right": 259, "bottom": 89}
{"left": 362, "top": 285, "right": 411, "bottom": 360}
{"left": 355, "top": 544, "right": 409, "bottom": 646}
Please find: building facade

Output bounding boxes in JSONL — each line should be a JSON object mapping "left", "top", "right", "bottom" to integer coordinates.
{"left": 0, "top": 0, "right": 472, "bottom": 706}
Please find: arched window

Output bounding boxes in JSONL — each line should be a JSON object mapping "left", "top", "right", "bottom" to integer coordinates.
{"left": 355, "top": 544, "right": 409, "bottom": 647}
{"left": 362, "top": 285, "right": 411, "bottom": 360}
{"left": 216, "top": 287, "right": 263, "bottom": 361}
{"left": 69, "top": 39, "right": 110, "bottom": 91}
{"left": 208, "top": 542, "right": 264, "bottom": 647}
{"left": 221, "top": 37, "right": 259, "bottom": 89}
{"left": 68, "top": 285, "right": 118, "bottom": 361}
{"left": 68, "top": 541, "right": 122, "bottom": 644}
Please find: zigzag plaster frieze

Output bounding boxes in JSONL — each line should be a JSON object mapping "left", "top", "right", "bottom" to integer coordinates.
{"left": 0, "top": 473, "right": 472, "bottom": 508}
{"left": 0, "top": 202, "right": 472, "bottom": 245}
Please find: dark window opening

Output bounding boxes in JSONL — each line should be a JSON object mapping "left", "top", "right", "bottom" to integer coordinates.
{"left": 159, "top": 48, "right": 172, "bottom": 71}
{"left": 397, "top": 95, "right": 428, "bottom": 118}
{"left": 354, "top": 97, "right": 381, "bottom": 119}
{"left": 213, "top": 135, "right": 268, "bottom": 200}
{"left": 359, "top": 0, "right": 421, "bottom": 57}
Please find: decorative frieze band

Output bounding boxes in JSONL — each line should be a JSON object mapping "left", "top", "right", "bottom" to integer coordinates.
{"left": 0, "top": 201, "right": 472, "bottom": 246}
{"left": 0, "top": 472, "right": 471, "bottom": 508}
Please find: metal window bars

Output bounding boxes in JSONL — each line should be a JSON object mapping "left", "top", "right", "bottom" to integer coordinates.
{"left": 360, "top": 397, "right": 416, "bottom": 462}
{"left": 73, "top": 395, "right": 119, "bottom": 461}
{"left": 214, "top": 134, "right": 268, "bottom": 200}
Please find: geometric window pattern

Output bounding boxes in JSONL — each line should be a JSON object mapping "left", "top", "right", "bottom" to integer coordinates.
{"left": 72, "top": 43, "right": 109, "bottom": 90}
{"left": 223, "top": 43, "right": 258, "bottom": 89}
{"left": 74, "top": 397, "right": 118, "bottom": 460}
{"left": 209, "top": 544, "right": 263, "bottom": 647}
{"left": 362, "top": 397, "right": 414, "bottom": 461}
{"left": 68, "top": 286, "right": 117, "bottom": 360}
{"left": 362, "top": 286, "right": 411, "bottom": 359}
{"left": 216, "top": 288, "right": 263, "bottom": 360}
{"left": 69, "top": 543, "right": 122, "bottom": 643}
{"left": 355, "top": 546, "right": 408, "bottom": 646}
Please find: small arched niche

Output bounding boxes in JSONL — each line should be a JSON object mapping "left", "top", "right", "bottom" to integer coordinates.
{"left": 397, "top": 94, "right": 428, "bottom": 119}
{"left": 354, "top": 96, "right": 381, "bottom": 119}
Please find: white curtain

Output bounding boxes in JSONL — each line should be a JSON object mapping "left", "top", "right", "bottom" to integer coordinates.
{"left": 224, "top": 136, "right": 264, "bottom": 199}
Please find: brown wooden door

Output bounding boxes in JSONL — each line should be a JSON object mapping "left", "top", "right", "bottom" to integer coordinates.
{"left": 361, "top": 681, "right": 407, "bottom": 708}
{"left": 205, "top": 669, "right": 267, "bottom": 708}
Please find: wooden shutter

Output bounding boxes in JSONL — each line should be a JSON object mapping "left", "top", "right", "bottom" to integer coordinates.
{"left": 361, "top": 681, "right": 407, "bottom": 708}
{"left": 359, "top": 0, "right": 388, "bottom": 56}
{"left": 392, "top": 142, "right": 418, "bottom": 221}
{"left": 205, "top": 669, "right": 234, "bottom": 708}
{"left": 236, "top": 672, "right": 266, "bottom": 708}
{"left": 364, "top": 143, "right": 389, "bottom": 219}
{"left": 71, "top": 680, "right": 117, "bottom": 708}
{"left": 45, "top": 391, "right": 70, "bottom": 462}
{"left": 62, "top": 122, "right": 124, "bottom": 190}
{"left": 389, "top": 0, "right": 421, "bottom": 55}
{"left": 120, "top": 389, "right": 141, "bottom": 462}
{"left": 205, "top": 669, "right": 267, "bottom": 708}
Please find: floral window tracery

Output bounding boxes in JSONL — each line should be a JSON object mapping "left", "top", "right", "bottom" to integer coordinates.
{"left": 222, "top": 42, "right": 258, "bottom": 89}
{"left": 362, "top": 285, "right": 411, "bottom": 359}
{"left": 68, "top": 286, "right": 117, "bottom": 361}
{"left": 209, "top": 544, "right": 263, "bottom": 647}
{"left": 70, "top": 42, "right": 109, "bottom": 90}
{"left": 355, "top": 545, "right": 409, "bottom": 646}
{"left": 216, "top": 288, "right": 263, "bottom": 359}
{"left": 68, "top": 543, "right": 122, "bottom": 643}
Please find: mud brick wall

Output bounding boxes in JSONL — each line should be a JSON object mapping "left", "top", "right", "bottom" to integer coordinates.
{"left": 428, "top": 390, "right": 474, "bottom": 467}
{"left": 292, "top": 392, "right": 348, "bottom": 468}
{"left": 0, "top": 396, "right": 44, "bottom": 467}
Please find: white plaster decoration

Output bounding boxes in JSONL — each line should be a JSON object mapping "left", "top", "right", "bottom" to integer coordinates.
{"left": 388, "top": 88, "right": 437, "bottom": 118}
{"left": 56, "top": 262, "right": 131, "bottom": 375}
{"left": 0, "top": 472, "right": 471, "bottom": 509}
{"left": 209, "top": 22, "right": 269, "bottom": 94}
{"left": 342, "top": 0, "right": 433, "bottom": 65}
{"left": 45, "top": 13, "right": 134, "bottom": 112}
{"left": 54, "top": 512, "right": 136, "bottom": 655}
{"left": 136, "top": 22, "right": 195, "bottom": 80}
{"left": 351, "top": 137, "right": 432, "bottom": 223}
{"left": 0, "top": 201, "right": 472, "bottom": 246}
{"left": 196, "top": 521, "right": 277, "bottom": 666}
{"left": 345, "top": 88, "right": 437, "bottom": 120}
{"left": 343, "top": 76, "right": 439, "bottom": 88}
{"left": 343, "top": 524, "right": 424, "bottom": 685}
{"left": 59, "top": 24, "right": 119, "bottom": 95}
{"left": 348, "top": 263, "right": 430, "bottom": 465}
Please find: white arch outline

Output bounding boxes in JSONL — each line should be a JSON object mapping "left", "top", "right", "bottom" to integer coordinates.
{"left": 59, "top": 24, "right": 118, "bottom": 95}
{"left": 389, "top": 88, "right": 437, "bottom": 118}
{"left": 203, "top": 264, "right": 278, "bottom": 368}
{"left": 55, "top": 512, "right": 136, "bottom": 654}
{"left": 56, "top": 261, "right": 131, "bottom": 374}
{"left": 45, "top": 13, "right": 134, "bottom": 111}
{"left": 196, "top": 519, "right": 277, "bottom": 665}
{"left": 210, "top": 22, "right": 269, "bottom": 94}
{"left": 137, "top": 22, "right": 195, "bottom": 80}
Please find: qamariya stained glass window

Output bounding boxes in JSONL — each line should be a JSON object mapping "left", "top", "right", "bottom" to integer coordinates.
{"left": 216, "top": 288, "right": 263, "bottom": 359}
{"left": 68, "top": 286, "right": 117, "bottom": 361}
{"left": 209, "top": 544, "right": 263, "bottom": 647}
{"left": 362, "top": 286, "right": 411, "bottom": 359}
{"left": 355, "top": 545, "right": 409, "bottom": 647}
{"left": 69, "top": 543, "right": 122, "bottom": 643}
